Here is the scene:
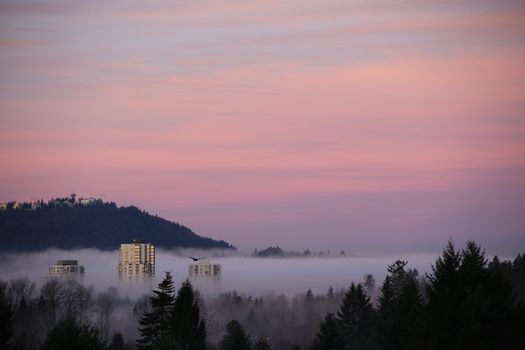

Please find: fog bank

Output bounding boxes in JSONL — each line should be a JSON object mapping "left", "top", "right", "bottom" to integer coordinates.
{"left": 0, "top": 248, "right": 441, "bottom": 299}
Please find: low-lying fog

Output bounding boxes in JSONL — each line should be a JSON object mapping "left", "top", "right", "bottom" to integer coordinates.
{"left": 0, "top": 248, "right": 439, "bottom": 299}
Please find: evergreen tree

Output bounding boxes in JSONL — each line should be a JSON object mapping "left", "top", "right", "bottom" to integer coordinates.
{"left": 376, "top": 260, "right": 423, "bottom": 350}
{"left": 510, "top": 253, "right": 525, "bottom": 302}
{"left": 219, "top": 320, "right": 252, "bottom": 350}
{"left": 424, "top": 240, "right": 525, "bottom": 349}
{"left": 253, "top": 334, "right": 272, "bottom": 350}
{"left": 336, "top": 283, "right": 375, "bottom": 350}
{"left": 0, "top": 285, "right": 16, "bottom": 350}
{"left": 136, "top": 272, "right": 176, "bottom": 350}
{"left": 170, "top": 279, "right": 207, "bottom": 350}
{"left": 424, "top": 240, "right": 462, "bottom": 349}
{"left": 311, "top": 313, "right": 344, "bottom": 350}
{"left": 363, "top": 274, "right": 376, "bottom": 297}
{"left": 41, "top": 317, "right": 106, "bottom": 350}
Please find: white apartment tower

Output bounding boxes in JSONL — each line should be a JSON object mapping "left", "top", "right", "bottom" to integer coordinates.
{"left": 118, "top": 240, "right": 155, "bottom": 280}
{"left": 188, "top": 259, "right": 221, "bottom": 278}
{"left": 48, "top": 260, "right": 85, "bottom": 278}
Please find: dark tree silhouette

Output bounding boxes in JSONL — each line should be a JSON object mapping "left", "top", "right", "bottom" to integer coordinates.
{"left": 40, "top": 318, "right": 106, "bottom": 350}
{"left": 376, "top": 260, "right": 423, "bottom": 350}
{"left": 170, "top": 279, "right": 207, "bottom": 350}
{"left": 219, "top": 320, "right": 252, "bottom": 350}
{"left": 0, "top": 285, "right": 16, "bottom": 350}
{"left": 136, "top": 272, "right": 176, "bottom": 350}
{"left": 424, "top": 240, "right": 525, "bottom": 349}
{"left": 510, "top": 253, "right": 525, "bottom": 302}
{"left": 109, "top": 332, "right": 125, "bottom": 350}
{"left": 311, "top": 313, "right": 344, "bottom": 350}
{"left": 336, "top": 283, "right": 375, "bottom": 350}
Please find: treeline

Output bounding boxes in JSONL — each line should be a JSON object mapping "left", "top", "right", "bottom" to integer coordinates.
{"left": 311, "top": 241, "right": 525, "bottom": 350}
{"left": 0, "top": 277, "right": 132, "bottom": 350}
{"left": 253, "top": 246, "right": 345, "bottom": 258}
{"left": 0, "top": 194, "right": 234, "bottom": 251}
{"left": 1, "top": 240, "right": 524, "bottom": 349}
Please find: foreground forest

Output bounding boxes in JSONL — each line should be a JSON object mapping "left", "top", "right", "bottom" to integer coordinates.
{"left": 1, "top": 240, "right": 524, "bottom": 350}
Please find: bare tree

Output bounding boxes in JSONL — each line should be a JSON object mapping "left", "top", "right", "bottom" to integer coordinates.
{"left": 61, "top": 278, "right": 80, "bottom": 320}
{"left": 77, "top": 284, "right": 94, "bottom": 325}
{"left": 7, "top": 277, "right": 35, "bottom": 310}
{"left": 95, "top": 287, "right": 119, "bottom": 339}
{"left": 7, "top": 278, "right": 38, "bottom": 350}
{"left": 39, "top": 279, "right": 63, "bottom": 331}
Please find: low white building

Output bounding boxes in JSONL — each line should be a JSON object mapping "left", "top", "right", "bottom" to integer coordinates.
{"left": 188, "top": 259, "right": 221, "bottom": 278}
{"left": 48, "top": 260, "right": 85, "bottom": 278}
{"left": 79, "top": 197, "right": 101, "bottom": 206}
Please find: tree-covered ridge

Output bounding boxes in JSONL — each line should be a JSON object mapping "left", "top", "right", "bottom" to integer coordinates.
{"left": 0, "top": 195, "right": 235, "bottom": 251}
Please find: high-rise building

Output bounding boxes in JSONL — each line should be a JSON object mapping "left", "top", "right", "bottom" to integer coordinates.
{"left": 48, "top": 260, "right": 85, "bottom": 278}
{"left": 188, "top": 259, "right": 221, "bottom": 278}
{"left": 118, "top": 240, "right": 155, "bottom": 280}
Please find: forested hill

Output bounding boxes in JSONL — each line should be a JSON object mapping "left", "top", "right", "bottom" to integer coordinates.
{"left": 0, "top": 196, "right": 235, "bottom": 252}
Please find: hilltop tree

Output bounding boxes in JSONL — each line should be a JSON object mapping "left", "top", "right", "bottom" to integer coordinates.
{"left": 219, "top": 320, "right": 252, "bottom": 350}
{"left": 136, "top": 272, "right": 176, "bottom": 350}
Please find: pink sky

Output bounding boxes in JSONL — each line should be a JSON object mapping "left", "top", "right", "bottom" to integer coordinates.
{"left": 1, "top": 0, "right": 524, "bottom": 254}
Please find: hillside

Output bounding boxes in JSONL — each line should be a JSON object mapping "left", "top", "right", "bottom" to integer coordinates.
{"left": 0, "top": 196, "right": 235, "bottom": 252}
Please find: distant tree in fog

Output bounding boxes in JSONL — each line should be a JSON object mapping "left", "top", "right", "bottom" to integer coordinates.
{"left": 41, "top": 317, "right": 106, "bottom": 350}
{"left": 363, "top": 274, "right": 376, "bottom": 296}
{"left": 311, "top": 313, "right": 344, "bottom": 350}
{"left": 254, "top": 247, "right": 285, "bottom": 257}
{"left": 336, "top": 283, "right": 375, "bottom": 350}
{"left": 219, "top": 320, "right": 252, "bottom": 350}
